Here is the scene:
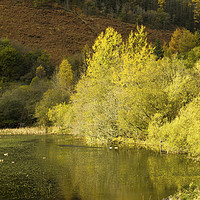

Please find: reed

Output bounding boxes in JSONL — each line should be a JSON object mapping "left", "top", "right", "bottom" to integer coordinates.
{"left": 0, "top": 127, "right": 50, "bottom": 135}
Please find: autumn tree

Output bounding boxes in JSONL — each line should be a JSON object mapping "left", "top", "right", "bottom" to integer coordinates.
{"left": 114, "top": 26, "right": 170, "bottom": 139}
{"left": 48, "top": 103, "right": 71, "bottom": 131}
{"left": 36, "top": 65, "right": 46, "bottom": 79}
{"left": 68, "top": 26, "right": 168, "bottom": 140}
{"left": 47, "top": 25, "right": 200, "bottom": 158}
{"left": 35, "top": 58, "right": 72, "bottom": 127}
{"left": 192, "top": 0, "right": 200, "bottom": 29}
{"left": 57, "top": 59, "right": 73, "bottom": 96}
{"left": 169, "top": 28, "right": 199, "bottom": 55}
{"left": 35, "top": 88, "right": 64, "bottom": 127}
{"left": 183, "top": 45, "right": 200, "bottom": 68}
{"left": 157, "top": 0, "right": 166, "bottom": 12}
{"left": 70, "top": 27, "right": 123, "bottom": 139}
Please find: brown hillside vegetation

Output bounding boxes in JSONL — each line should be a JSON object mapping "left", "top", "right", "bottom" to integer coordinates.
{"left": 0, "top": 0, "right": 172, "bottom": 66}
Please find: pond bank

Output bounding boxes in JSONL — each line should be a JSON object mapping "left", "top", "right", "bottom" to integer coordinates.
{"left": 0, "top": 128, "right": 198, "bottom": 159}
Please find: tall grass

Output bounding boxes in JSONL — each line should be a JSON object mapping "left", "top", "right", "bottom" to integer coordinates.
{"left": 0, "top": 127, "right": 53, "bottom": 135}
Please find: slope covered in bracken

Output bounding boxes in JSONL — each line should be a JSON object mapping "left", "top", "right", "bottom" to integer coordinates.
{"left": 0, "top": 0, "right": 172, "bottom": 65}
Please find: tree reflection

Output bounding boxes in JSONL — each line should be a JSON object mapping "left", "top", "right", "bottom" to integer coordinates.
{"left": 1, "top": 135, "right": 200, "bottom": 200}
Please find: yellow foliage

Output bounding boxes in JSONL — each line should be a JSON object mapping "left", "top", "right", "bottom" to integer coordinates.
{"left": 148, "top": 95, "right": 200, "bottom": 155}
{"left": 192, "top": 0, "right": 200, "bottom": 24}
{"left": 169, "top": 28, "right": 199, "bottom": 54}
{"left": 87, "top": 27, "right": 122, "bottom": 81}
{"left": 57, "top": 59, "right": 73, "bottom": 93}
{"left": 50, "top": 25, "right": 200, "bottom": 159}
{"left": 157, "top": 0, "right": 166, "bottom": 12}
{"left": 36, "top": 65, "right": 46, "bottom": 79}
{"left": 195, "top": 60, "right": 200, "bottom": 73}
{"left": 48, "top": 103, "right": 71, "bottom": 130}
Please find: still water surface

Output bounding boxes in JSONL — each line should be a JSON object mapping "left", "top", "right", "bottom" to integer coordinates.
{"left": 1, "top": 135, "right": 200, "bottom": 200}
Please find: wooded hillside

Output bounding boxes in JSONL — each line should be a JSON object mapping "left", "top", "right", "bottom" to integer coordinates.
{"left": 0, "top": 0, "right": 173, "bottom": 65}
{"left": 32, "top": 0, "right": 200, "bottom": 31}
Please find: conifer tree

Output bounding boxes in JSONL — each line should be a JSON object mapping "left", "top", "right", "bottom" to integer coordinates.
{"left": 154, "top": 39, "right": 164, "bottom": 59}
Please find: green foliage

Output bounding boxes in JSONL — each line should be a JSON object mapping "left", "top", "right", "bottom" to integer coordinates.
{"left": 148, "top": 95, "right": 200, "bottom": 155}
{"left": 147, "top": 57, "right": 200, "bottom": 152}
{"left": 165, "top": 71, "right": 200, "bottom": 120}
{"left": 0, "top": 38, "right": 52, "bottom": 83}
{"left": 0, "top": 38, "right": 11, "bottom": 49}
{"left": 185, "top": 46, "right": 200, "bottom": 68}
{"left": 0, "top": 78, "right": 50, "bottom": 128}
{"left": 0, "top": 93, "right": 24, "bottom": 128}
{"left": 48, "top": 103, "right": 71, "bottom": 131}
{"left": 0, "top": 43, "right": 25, "bottom": 81}
{"left": 35, "top": 58, "right": 72, "bottom": 127}
{"left": 153, "top": 39, "right": 164, "bottom": 60}
{"left": 27, "top": 78, "right": 50, "bottom": 120}
{"left": 35, "top": 88, "right": 66, "bottom": 126}
{"left": 67, "top": 52, "right": 86, "bottom": 83}
{"left": 24, "top": 48, "right": 52, "bottom": 80}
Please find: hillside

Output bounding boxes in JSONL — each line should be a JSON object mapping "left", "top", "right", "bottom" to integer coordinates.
{"left": 0, "top": 0, "right": 172, "bottom": 66}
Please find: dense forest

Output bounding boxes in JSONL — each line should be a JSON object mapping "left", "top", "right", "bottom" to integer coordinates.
{"left": 0, "top": 0, "right": 200, "bottom": 158}
{"left": 32, "top": 0, "right": 200, "bottom": 31}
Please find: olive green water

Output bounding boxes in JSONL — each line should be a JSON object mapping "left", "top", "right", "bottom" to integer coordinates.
{"left": 0, "top": 135, "right": 200, "bottom": 200}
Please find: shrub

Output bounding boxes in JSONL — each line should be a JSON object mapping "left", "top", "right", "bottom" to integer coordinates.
{"left": 185, "top": 46, "right": 200, "bottom": 68}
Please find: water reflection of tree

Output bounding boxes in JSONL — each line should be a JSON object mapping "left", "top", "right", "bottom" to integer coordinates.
{"left": 42, "top": 138, "right": 187, "bottom": 200}
{"left": 147, "top": 153, "right": 200, "bottom": 196}
{"left": 4, "top": 136, "right": 199, "bottom": 200}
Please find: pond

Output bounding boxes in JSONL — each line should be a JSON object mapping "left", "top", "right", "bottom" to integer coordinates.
{"left": 0, "top": 135, "right": 200, "bottom": 200}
